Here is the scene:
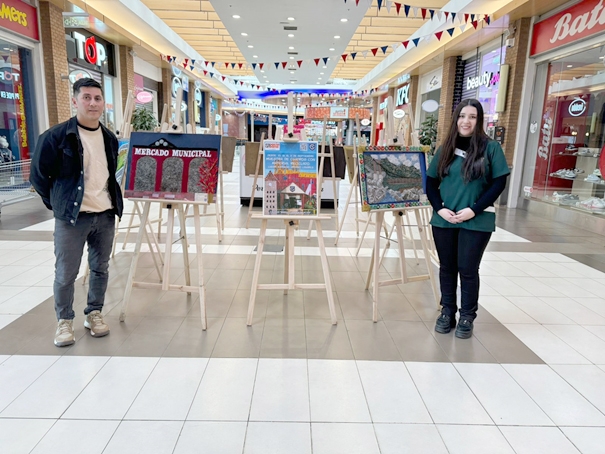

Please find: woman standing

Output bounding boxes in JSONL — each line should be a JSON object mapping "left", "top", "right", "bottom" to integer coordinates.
{"left": 426, "top": 99, "right": 509, "bottom": 339}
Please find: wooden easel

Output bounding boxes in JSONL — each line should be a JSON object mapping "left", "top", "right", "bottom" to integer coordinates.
{"left": 119, "top": 199, "right": 209, "bottom": 330}
{"left": 306, "top": 118, "right": 339, "bottom": 239}
{"left": 246, "top": 214, "right": 337, "bottom": 326}
{"left": 245, "top": 132, "right": 266, "bottom": 228}
{"left": 365, "top": 208, "right": 440, "bottom": 322}
{"left": 334, "top": 115, "right": 365, "bottom": 245}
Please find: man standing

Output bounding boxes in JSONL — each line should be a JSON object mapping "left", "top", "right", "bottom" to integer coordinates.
{"left": 30, "top": 78, "right": 123, "bottom": 347}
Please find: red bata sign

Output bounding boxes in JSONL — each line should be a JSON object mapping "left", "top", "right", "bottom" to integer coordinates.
{"left": 531, "top": 0, "right": 605, "bottom": 56}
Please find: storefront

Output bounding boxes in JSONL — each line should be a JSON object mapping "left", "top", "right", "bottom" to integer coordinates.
{"left": 0, "top": 0, "right": 42, "bottom": 161}
{"left": 460, "top": 39, "right": 506, "bottom": 134}
{"left": 134, "top": 56, "right": 161, "bottom": 123}
{"left": 519, "top": 0, "right": 605, "bottom": 222}
{"left": 65, "top": 29, "right": 117, "bottom": 131}
{"left": 417, "top": 67, "right": 442, "bottom": 128}
{"left": 393, "top": 80, "right": 413, "bottom": 145}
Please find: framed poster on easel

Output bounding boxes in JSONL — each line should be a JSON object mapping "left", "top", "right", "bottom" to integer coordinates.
{"left": 124, "top": 132, "right": 222, "bottom": 202}
{"left": 263, "top": 140, "right": 318, "bottom": 216}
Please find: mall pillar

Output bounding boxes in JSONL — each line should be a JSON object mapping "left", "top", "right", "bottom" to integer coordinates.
{"left": 161, "top": 68, "right": 172, "bottom": 123}
{"left": 188, "top": 80, "right": 195, "bottom": 132}
{"left": 39, "top": 1, "right": 71, "bottom": 126}
{"left": 497, "top": 18, "right": 531, "bottom": 164}
{"left": 437, "top": 56, "right": 463, "bottom": 144}
{"left": 119, "top": 46, "right": 135, "bottom": 113}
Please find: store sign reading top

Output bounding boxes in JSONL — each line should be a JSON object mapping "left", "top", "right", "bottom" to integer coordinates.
{"left": 72, "top": 31, "right": 106, "bottom": 67}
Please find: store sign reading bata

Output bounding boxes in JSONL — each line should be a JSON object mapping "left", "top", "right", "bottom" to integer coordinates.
{"left": 466, "top": 71, "right": 500, "bottom": 90}
{"left": 569, "top": 98, "right": 587, "bottom": 116}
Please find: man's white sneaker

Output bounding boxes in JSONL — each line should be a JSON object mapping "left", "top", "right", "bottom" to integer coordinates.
{"left": 54, "top": 319, "right": 75, "bottom": 347}
{"left": 84, "top": 311, "right": 110, "bottom": 337}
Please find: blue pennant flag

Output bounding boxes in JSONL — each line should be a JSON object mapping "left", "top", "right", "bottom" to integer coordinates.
{"left": 211, "top": 62, "right": 216, "bottom": 67}
{"left": 447, "top": 27, "right": 455, "bottom": 37}
{"left": 351, "top": 52, "right": 357, "bottom": 60}
{"left": 191, "top": 59, "right": 195, "bottom": 66}
{"left": 451, "top": 12, "right": 456, "bottom": 22}
{"left": 323, "top": 57, "right": 329, "bottom": 65}
{"left": 209, "top": 72, "right": 214, "bottom": 78}
{"left": 404, "top": 5, "right": 410, "bottom": 16}
{"left": 381, "top": 46, "right": 388, "bottom": 54}
{"left": 231, "top": 63, "right": 236, "bottom": 69}
{"left": 429, "top": 9, "right": 435, "bottom": 19}
{"left": 252, "top": 63, "right": 257, "bottom": 70}
{"left": 274, "top": 62, "right": 279, "bottom": 69}
{"left": 470, "top": 14, "right": 475, "bottom": 22}
{"left": 190, "top": 65, "right": 194, "bottom": 71}
{"left": 412, "top": 37, "right": 420, "bottom": 47}
{"left": 377, "top": 0, "right": 383, "bottom": 10}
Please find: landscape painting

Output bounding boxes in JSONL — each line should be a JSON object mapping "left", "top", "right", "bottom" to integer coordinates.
{"left": 358, "top": 151, "right": 428, "bottom": 212}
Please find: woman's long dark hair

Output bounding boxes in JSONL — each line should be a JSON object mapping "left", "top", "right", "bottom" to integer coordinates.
{"left": 437, "top": 98, "right": 489, "bottom": 182}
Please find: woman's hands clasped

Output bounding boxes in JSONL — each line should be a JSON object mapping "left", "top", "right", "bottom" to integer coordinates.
{"left": 437, "top": 208, "right": 476, "bottom": 224}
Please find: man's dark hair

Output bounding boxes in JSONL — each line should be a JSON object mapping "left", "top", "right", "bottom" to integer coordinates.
{"left": 73, "top": 78, "right": 103, "bottom": 97}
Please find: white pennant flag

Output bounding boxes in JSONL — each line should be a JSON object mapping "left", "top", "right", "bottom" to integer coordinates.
{"left": 460, "top": 24, "right": 466, "bottom": 32}
{"left": 386, "top": 1, "right": 392, "bottom": 13}
{"left": 391, "top": 43, "right": 399, "bottom": 51}
{"left": 362, "top": 50, "right": 368, "bottom": 58}
{"left": 436, "top": 11, "right": 442, "bottom": 22}
{"left": 413, "top": 6, "right": 419, "bottom": 17}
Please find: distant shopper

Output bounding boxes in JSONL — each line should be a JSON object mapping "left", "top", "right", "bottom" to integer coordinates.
{"left": 426, "top": 99, "right": 509, "bottom": 339}
{"left": 30, "top": 78, "right": 123, "bottom": 347}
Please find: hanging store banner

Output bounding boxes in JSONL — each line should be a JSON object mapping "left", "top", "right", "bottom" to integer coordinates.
{"left": 531, "top": 0, "right": 605, "bottom": 56}
{"left": 0, "top": 0, "right": 39, "bottom": 41}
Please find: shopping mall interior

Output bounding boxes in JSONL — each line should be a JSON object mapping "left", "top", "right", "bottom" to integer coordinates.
{"left": 1, "top": 0, "right": 605, "bottom": 452}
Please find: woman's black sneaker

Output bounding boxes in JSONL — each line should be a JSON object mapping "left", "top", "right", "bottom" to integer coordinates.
{"left": 455, "top": 319, "right": 474, "bottom": 339}
{"left": 435, "top": 313, "right": 456, "bottom": 334}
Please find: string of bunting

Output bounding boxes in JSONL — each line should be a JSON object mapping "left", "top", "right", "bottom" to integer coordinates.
{"left": 344, "top": 0, "right": 488, "bottom": 23}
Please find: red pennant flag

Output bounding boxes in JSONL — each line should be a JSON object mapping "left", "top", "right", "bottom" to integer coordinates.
{"left": 203, "top": 70, "right": 208, "bottom": 76}
{"left": 240, "top": 81, "right": 244, "bottom": 86}
{"left": 314, "top": 58, "right": 320, "bottom": 66}
{"left": 183, "top": 58, "right": 189, "bottom": 67}
{"left": 421, "top": 8, "right": 427, "bottom": 19}
{"left": 259, "top": 63, "right": 264, "bottom": 69}
{"left": 297, "top": 60, "right": 303, "bottom": 67}
{"left": 444, "top": 11, "right": 449, "bottom": 20}
{"left": 435, "top": 31, "right": 443, "bottom": 41}
{"left": 224, "top": 62, "right": 229, "bottom": 68}
{"left": 402, "top": 40, "right": 409, "bottom": 48}
{"left": 238, "top": 63, "right": 243, "bottom": 69}
{"left": 281, "top": 61, "right": 287, "bottom": 68}
{"left": 182, "top": 61, "right": 187, "bottom": 68}
{"left": 395, "top": 2, "right": 401, "bottom": 14}
{"left": 464, "top": 13, "right": 470, "bottom": 23}
{"left": 472, "top": 20, "right": 478, "bottom": 29}
{"left": 221, "top": 76, "right": 225, "bottom": 81}
{"left": 356, "top": 0, "right": 359, "bottom": 4}
{"left": 371, "top": 48, "right": 378, "bottom": 56}
{"left": 341, "top": 54, "right": 347, "bottom": 62}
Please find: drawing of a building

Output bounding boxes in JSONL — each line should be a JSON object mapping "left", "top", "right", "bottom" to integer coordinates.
{"left": 264, "top": 171, "right": 278, "bottom": 214}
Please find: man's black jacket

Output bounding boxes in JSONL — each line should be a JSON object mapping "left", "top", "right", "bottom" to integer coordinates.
{"left": 29, "top": 116, "right": 124, "bottom": 225}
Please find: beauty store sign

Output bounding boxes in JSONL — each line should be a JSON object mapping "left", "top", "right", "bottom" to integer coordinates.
{"left": 531, "top": 0, "right": 605, "bottom": 56}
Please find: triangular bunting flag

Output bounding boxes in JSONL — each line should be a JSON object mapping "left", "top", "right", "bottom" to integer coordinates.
{"left": 191, "top": 59, "right": 195, "bottom": 66}
{"left": 412, "top": 37, "right": 421, "bottom": 46}
{"left": 460, "top": 24, "right": 466, "bottom": 32}
{"left": 209, "top": 72, "right": 214, "bottom": 78}
{"left": 351, "top": 52, "right": 357, "bottom": 60}
{"left": 297, "top": 60, "right": 303, "bottom": 67}
{"left": 224, "top": 62, "right": 229, "bottom": 68}
{"left": 421, "top": 8, "right": 427, "bottom": 19}
{"left": 190, "top": 65, "right": 195, "bottom": 71}
{"left": 281, "top": 62, "right": 287, "bottom": 68}
{"left": 231, "top": 63, "right": 236, "bottom": 69}
{"left": 386, "top": 1, "right": 392, "bottom": 13}
{"left": 323, "top": 57, "right": 329, "bottom": 65}
{"left": 435, "top": 31, "right": 443, "bottom": 40}
{"left": 172, "top": 56, "right": 176, "bottom": 62}
{"left": 377, "top": 0, "right": 383, "bottom": 10}
{"left": 341, "top": 54, "right": 348, "bottom": 62}
{"left": 362, "top": 50, "right": 368, "bottom": 58}
{"left": 222, "top": 76, "right": 226, "bottom": 81}
{"left": 211, "top": 62, "right": 216, "bottom": 67}
{"left": 429, "top": 9, "right": 435, "bottom": 19}
{"left": 472, "top": 20, "right": 478, "bottom": 29}
{"left": 259, "top": 63, "right": 264, "bottom": 69}
{"left": 314, "top": 58, "right": 320, "bottom": 66}
{"left": 447, "top": 27, "right": 455, "bottom": 37}
{"left": 391, "top": 43, "right": 399, "bottom": 51}
{"left": 371, "top": 48, "right": 378, "bottom": 56}
{"left": 451, "top": 12, "right": 456, "bottom": 22}
{"left": 274, "top": 62, "right": 279, "bottom": 69}
{"left": 356, "top": 0, "right": 360, "bottom": 4}
{"left": 240, "top": 81, "right": 244, "bottom": 86}
{"left": 402, "top": 40, "right": 409, "bottom": 48}
{"left": 183, "top": 59, "right": 189, "bottom": 67}
{"left": 252, "top": 63, "right": 257, "bottom": 70}
{"left": 404, "top": 4, "right": 410, "bottom": 16}
{"left": 413, "top": 7, "right": 418, "bottom": 17}
{"left": 381, "top": 45, "right": 388, "bottom": 54}
{"left": 395, "top": 2, "right": 401, "bottom": 14}
{"left": 484, "top": 15, "right": 490, "bottom": 25}
{"left": 470, "top": 14, "right": 475, "bottom": 22}
{"left": 444, "top": 11, "right": 449, "bottom": 20}
{"left": 182, "top": 60, "right": 187, "bottom": 68}
{"left": 238, "top": 63, "right": 243, "bottom": 69}
{"left": 464, "top": 13, "right": 470, "bottom": 23}
{"left": 436, "top": 11, "right": 442, "bottom": 21}
{"left": 203, "top": 70, "right": 208, "bottom": 76}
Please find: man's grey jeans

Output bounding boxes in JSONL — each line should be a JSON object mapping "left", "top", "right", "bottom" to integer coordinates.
{"left": 53, "top": 211, "right": 115, "bottom": 320}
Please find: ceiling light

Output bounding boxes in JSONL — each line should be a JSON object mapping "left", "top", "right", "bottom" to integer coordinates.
{"left": 334, "top": 35, "right": 340, "bottom": 39}
{"left": 241, "top": 32, "right": 248, "bottom": 36}
{"left": 253, "top": 55, "right": 258, "bottom": 58}
{"left": 322, "top": 66, "right": 327, "bottom": 68}
{"left": 290, "top": 71, "right": 295, "bottom": 74}
{"left": 329, "top": 48, "right": 335, "bottom": 51}
{"left": 248, "top": 45, "right": 254, "bottom": 48}
{"left": 567, "top": 64, "right": 573, "bottom": 68}
{"left": 320, "top": 72, "right": 324, "bottom": 75}
{"left": 260, "top": 70, "right": 265, "bottom": 73}
{"left": 232, "top": 14, "right": 240, "bottom": 19}
{"left": 341, "top": 18, "right": 348, "bottom": 22}
{"left": 290, "top": 81, "right": 295, "bottom": 84}
{"left": 289, "top": 46, "right": 294, "bottom": 50}
{"left": 289, "top": 56, "right": 294, "bottom": 59}
{"left": 318, "top": 77, "right": 322, "bottom": 80}
{"left": 288, "top": 17, "right": 295, "bottom": 21}
{"left": 317, "top": 82, "right": 321, "bottom": 84}
{"left": 288, "top": 34, "right": 294, "bottom": 38}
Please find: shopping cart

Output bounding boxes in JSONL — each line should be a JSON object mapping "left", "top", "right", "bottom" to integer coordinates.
{"left": 0, "top": 159, "right": 37, "bottom": 216}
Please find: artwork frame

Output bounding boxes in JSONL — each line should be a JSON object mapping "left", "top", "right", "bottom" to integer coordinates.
{"left": 358, "top": 150, "right": 429, "bottom": 212}
{"left": 124, "top": 132, "right": 221, "bottom": 202}
{"left": 263, "top": 140, "right": 318, "bottom": 216}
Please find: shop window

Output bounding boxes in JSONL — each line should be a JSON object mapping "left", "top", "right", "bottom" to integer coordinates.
{"left": 0, "top": 41, "right": 33, "bottom": 161}
{"left": 530, "top": 47, "right": 605, "bottom": 211}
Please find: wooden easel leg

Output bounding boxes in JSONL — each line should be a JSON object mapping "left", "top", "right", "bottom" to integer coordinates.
{"left": 334, "top": 165, "right": 358, "bottom": 246}
{"left": 316, "top": 220, "right": 337, "bottom": 325}
{"left": 372, "top": 211, "right": 384, "bottom": 323}
{"left": 121, "top": 200, "right": 138, "bottom": 250}
{"left": 287, "top": 221, "right": 295, "bottom": 293}
{"left": 162, "top": 205, "right": 175, "bottom": 291}
{"left": 365, "top": 245, "right": 374, "bottom": 291}
{"left": 178, "top": 206, "right": 191, "bottom": 293}
{"left": 394, "top": 213, "right": 409, "bottom": 284}
{"left": 247, "top": 219, "right": 268, "bottom": 325}
{"left": 219, "top": 168, "right": 225, "bottom": 231}
{"left": 119, "top": 201, "right": 151, "bottom": 322}
{"left": 415, "top": 210, "right": 440, "bottom": 308}
{"left": 355, "top": 212, "right": 373, "bottom": 257}
{"left": 405, "top": 211, "right": 420, "bottom": 264}
{"left": 142, "top": 217, "right": 163, "bottom": 281}
{"left": 193, "top": 205, "right": 207, "bottom": 330}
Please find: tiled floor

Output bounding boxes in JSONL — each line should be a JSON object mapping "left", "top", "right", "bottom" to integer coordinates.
{"left": 1, "top": 158, "right": 605, "bottom": 453}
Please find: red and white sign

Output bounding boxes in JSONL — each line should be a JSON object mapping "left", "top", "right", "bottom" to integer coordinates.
{"left": 531, "top": 0, "right": 605, "bottom": 56}
{"left": 136, "top": 91, "right": 153, "bottom": 104}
